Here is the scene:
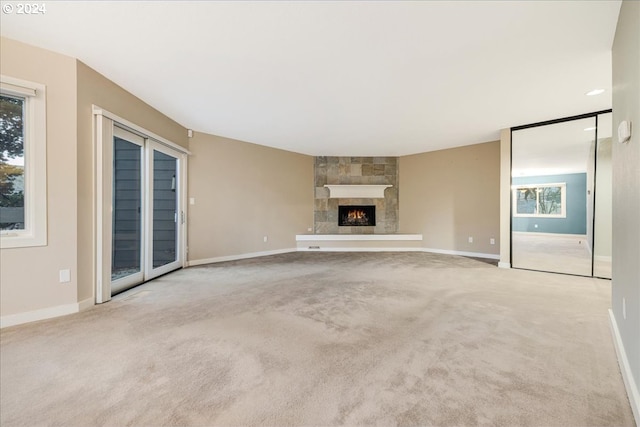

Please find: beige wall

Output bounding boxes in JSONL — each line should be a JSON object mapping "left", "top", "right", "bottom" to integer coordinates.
{"left": 76, "top": 61, "right": 188, "bottom": 303}
{"left": 0, "top": 38, "right": 78, "bottom": 316}
{"left": 187, "top": 132, "right": 314, "bottom": 262}
{"left": 399, "top": 141, "right": 500, "bottom": 256}
{"left": 612, "top": 0, "right": 640, "bottom": 408}
{"left": 499, "top": 129, "right": 511, "bottom": 267}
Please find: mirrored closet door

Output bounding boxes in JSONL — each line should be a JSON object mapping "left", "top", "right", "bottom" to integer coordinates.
{"left": 511, "top": 111, "right": 612, "bottom": 278}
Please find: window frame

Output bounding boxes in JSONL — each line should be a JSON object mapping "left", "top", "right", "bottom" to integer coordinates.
{"left": 0, "top": 75, "right": 47, "bottom": 248}
{"left": 512, "top": 182, "right": 567, "bottom": 219}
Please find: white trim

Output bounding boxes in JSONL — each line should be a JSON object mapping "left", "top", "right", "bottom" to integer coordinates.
{"left": 498, "top": 262, "right": 512, "bottom": 268}
{"left": 92, "top": 105, "right": 190, "bottom": 155}
{"left": 324, "top": 184, "right": 392, "bottom": 198}
{"left": 421, "top": 247, "right": 500, "bottom": 260}
{"left": 298, "top": 245, "right": 499, "bottom": 259}
{"left": 77, "top": 298, "right": 95, "bottom": 312}
{"left": 296, "top": 234, "right": 422, "bottom": 241}
{"left": 609, "top": 309, "right": 640, "bottom": 425}
{"left": 0, "top": 298, "right": 93, "bottom": 329}
{"left": 1, "top": 75, "right": 47, "bottom": 248}
{"left": 298, "top": 247, "right": 424, "bottom": 252}
{"left": 512, "top": 231, "right": 587, "bottom": 239}
{"left": 0, "top": 81, "right": 36, "bottom": 97}
{"left": 187, "top": 248, "right": 297, "bottom": 266}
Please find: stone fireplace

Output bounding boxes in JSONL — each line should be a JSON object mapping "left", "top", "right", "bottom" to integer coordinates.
{"left": 314, "top": 157, "right": 398, "bottom": 234}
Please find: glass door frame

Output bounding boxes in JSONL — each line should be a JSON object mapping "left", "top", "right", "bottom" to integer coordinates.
{"left": 94, "top": 107, "right": 189, "bottom": 303}
{"left": 111, "top": 126, "right": 145, "bottom": 294}
{"left": 145, "top": 140, "right": 184, "bottom": 281}
{"left": 509, "top": 109, "right": 612, "bottom": 278}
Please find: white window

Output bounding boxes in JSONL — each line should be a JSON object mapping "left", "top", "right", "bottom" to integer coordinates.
{"left": 0, "top": 75, "right": 47, "bottom": 248}
{"left": 512, "top": 183, "right": 567, "bottom": 218}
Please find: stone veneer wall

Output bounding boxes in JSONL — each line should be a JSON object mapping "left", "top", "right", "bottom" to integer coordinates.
{"left": 314, "top": 157, "right": 399, "bottom": 234}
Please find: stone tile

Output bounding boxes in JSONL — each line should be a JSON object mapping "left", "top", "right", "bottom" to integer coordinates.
{"left": 315, "top": 198, "right": 327, "bottom": 211}
{"left": 362, "top": 157, "right": 374, "bottom": 164}
{"left": 350, "top": 157, "right": 363, "bottom": 163}
{"left": 373, "top": 157, "right": 387, "bottom": 164}
{"left": 350, "top": 164, "right": 362, "bottom": 176}
{"left": 315, "top": 187, "right": 329, "bottom": 199}
{"left": 315, "top": 156, "right": 327, "bottom": 166}
{"left": 327, "top": 164, "right": 339, "bottom": 180}
{"left": 384, "top": 164, "right": 397, "bottom": 176}
{"left": 373, "top": 164, "right": 385, "bottom": 176}
{"left": 361, "top": 164, "right": 374, "bottom": 176}
{"left": 315, "top": 170, "right": 327, "bottom": 187}
{"left": 314, "top": 210, "right": 328, "bottom": 222}
{"left": 315, "top": 222, "right": 334, "bottom": 234}
{"left": 327, "top": 157, "right": 339, "bottom": 164}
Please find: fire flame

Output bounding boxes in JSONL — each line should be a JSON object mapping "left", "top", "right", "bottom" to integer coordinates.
{"left": 347, "top": 210, "right": 367, "bottom": 220}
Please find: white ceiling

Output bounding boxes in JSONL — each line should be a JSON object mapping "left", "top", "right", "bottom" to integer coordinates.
{"left": 0, "top": 1, "right": 621, "bottom": 156}
{"left": 512, "top": 112, "right": 612, "bottom": 177}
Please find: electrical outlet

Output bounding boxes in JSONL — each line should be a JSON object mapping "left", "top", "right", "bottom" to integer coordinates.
{"left": 468, "top": 236, "right": 473, "bottom": 243}
{"left": 490, "top": 238, "right": 495, "bottom": 245}
{"left": 59, "top": 269, "right": 70, "bottom": 283}
{"left": 263, "top": 236, "right": 268, "bottom": 243}
{"left": 307, "top": 227, "right": 313, "bottom": 232}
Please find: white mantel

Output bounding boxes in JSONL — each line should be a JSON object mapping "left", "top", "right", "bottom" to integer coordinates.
{"left": 323, "top": 184, "right": 392, "bottom": 198}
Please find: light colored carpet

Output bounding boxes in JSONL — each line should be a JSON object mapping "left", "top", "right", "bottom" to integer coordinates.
{"left": 0, "top": 252, "right": 634, "bottom": 427}
{"left": 512, "top": 232, "right": 594, "bottom": 277}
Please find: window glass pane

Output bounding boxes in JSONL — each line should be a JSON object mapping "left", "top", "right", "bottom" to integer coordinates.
{"left": 112, "top": 137, "right": 142, "bottom": 281}
{"left": 539, "top": 186, "right": 562, "bottom": 215}
{"left": 516, "top": 189, "right": 537, "bottom": 214}
{"left": 152, "top": 150, "right": 177, "bottom": 268}
{"left": 0, "top": 94, "right": 25, "bottom": 230}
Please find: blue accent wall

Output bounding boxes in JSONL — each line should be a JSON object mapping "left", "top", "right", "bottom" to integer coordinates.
{"left": 512, "top": 173, "right": 587, "bottom": 234}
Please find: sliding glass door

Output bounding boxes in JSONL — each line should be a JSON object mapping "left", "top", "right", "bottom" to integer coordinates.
{"left": 98, "top": 119, "right": 186, "bottom": 301}
{"left": 111, "top": 128, "right": 144, "bottom": 293}
{"left": 147, "top": 141, "right": 182, "bottom": 279}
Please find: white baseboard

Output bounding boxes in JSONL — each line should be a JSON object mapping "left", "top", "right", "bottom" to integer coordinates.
{"left": 0, "top": 297, "right": 94, "bottom": 329}
{"left": 187, "top": 248, "right": 297, "bottom": 267}
{"left": 609, "top": 309, "right": 640, "bottom": 425}
{"left": 298, "top": 246, "right": 499, "bottom": 259}
{"left": 421, "top": 247, "right": 500, "bottom": 260}
{"left": 498, "top": 262, "right": 512, "bottom": 269}
{"left": 298, "top": 247, "right": 424, "bottom": 252}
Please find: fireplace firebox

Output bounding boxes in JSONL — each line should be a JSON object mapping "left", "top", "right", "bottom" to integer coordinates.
{"left": 338, "top": 205, "right": 376, "bottom": 227}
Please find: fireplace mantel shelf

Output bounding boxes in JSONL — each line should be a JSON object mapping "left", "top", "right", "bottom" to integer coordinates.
{"left": 324, "top": 184, "right": 392, "bottom": 198}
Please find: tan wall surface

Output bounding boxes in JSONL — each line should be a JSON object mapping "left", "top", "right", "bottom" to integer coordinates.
{"left": 612, "top": 0, "right": 640, "bottom": 397}
{"left": 0, "top": 38, "right": 78, "bottom": 316}
{"left": 399, "top": 141, "right": 500, "bottom": 256}
{"left": 76, "top": 61, "right": 189, "bottom": 302}
{"left": 188, "top": 133, "right": 314, "bottom": 262}
{"left": 499, "top": 129, "right": 511, "bottom": 266}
